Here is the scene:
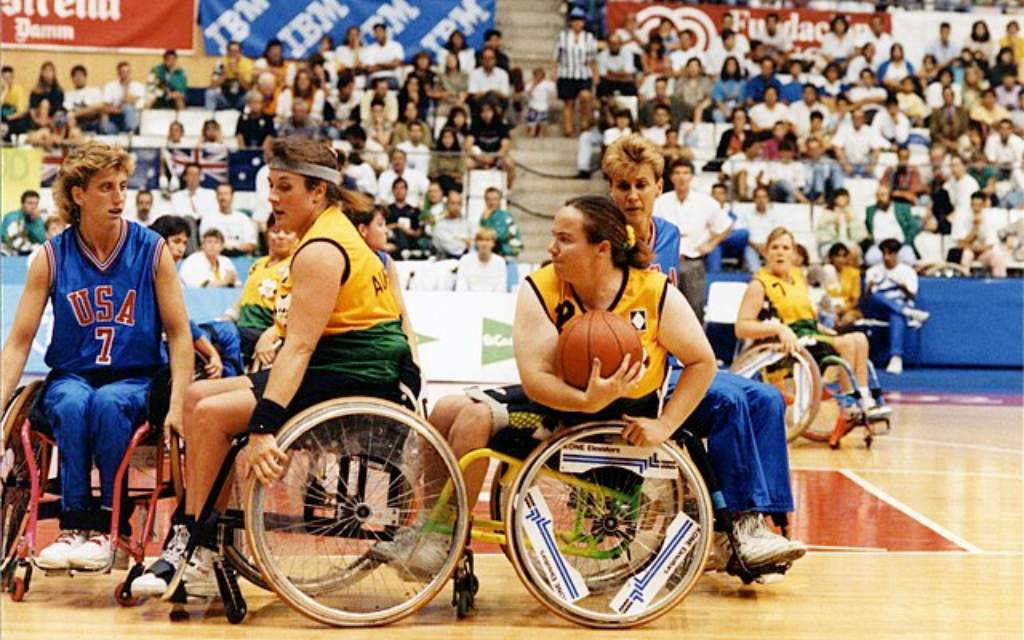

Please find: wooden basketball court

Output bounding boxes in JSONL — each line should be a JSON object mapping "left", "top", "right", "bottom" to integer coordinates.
{"left": 2, "top": 398, "right": 1021, "bottom": 639}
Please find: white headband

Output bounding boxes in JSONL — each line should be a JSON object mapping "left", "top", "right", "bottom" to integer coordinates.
{"left": 269, "top": 158, "right": 341, "bottom": 184}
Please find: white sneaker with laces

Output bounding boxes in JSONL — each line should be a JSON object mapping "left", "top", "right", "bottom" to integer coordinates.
{"left": 733, "top": 513, "right": 806, "bottom": 568}
{"left": 133, "top": 523, "right": 191, "bottom": 597}
{"left": 371, "top": 527, "right": 450, "bottom": 581}
{"left": 37, "top": 530, "right": 87, "bottom": 569}
{"left": 886, "top": 356, "right": 903, "bottom": 375}
{"left": 68, "top": 532, "right": 112, "bottom": 570}
{"left": 182, "top": 547, "right": 218, "bottom": 598}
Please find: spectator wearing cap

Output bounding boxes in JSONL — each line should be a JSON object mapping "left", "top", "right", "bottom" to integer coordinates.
{"left": 148, "top": 50, "right": 187, "bottom": 110}
{"left": 742, "top": 58, "right": 781, "bottom": 107}
{"left": 363, "top": 23, "right": 405, "bottom": 90}
{"left": 553, "top": 7, "right": 598, "bottom": 137}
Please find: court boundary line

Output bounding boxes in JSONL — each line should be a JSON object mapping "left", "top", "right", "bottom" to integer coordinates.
{"left": 839, "top": 469, "right": 984, "bottom": 554}
{"left": 793, "top": 465, "right": 1023, "bottom": 480}
{"left": 883, "top": 436, "right": 1022, "bottom": 455}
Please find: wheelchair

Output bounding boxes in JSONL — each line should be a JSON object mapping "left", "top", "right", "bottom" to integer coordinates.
{"left": 730, "top": 335, "right": 892, "bottom": 448}
{"left": 0, "top": 376, "right": 184, "bottom": 603}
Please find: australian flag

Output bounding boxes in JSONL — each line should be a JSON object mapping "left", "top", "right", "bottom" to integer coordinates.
{"left": 163, "top": 143, "right": 228, "bottom": 189}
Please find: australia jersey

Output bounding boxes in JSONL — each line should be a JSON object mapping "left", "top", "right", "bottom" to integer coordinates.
{"left": 237, "top": 255, "right": 290, "bottom": 331}
{"left": 753, "top": 267, "right": 816, "bottom": 327}
{"left": 44, "top": 220, "right": 166, "bottom": 374}
{"left": 524, "top": 263, "right": 670, "bottom": 399}
{"left": 275, "top": 206, "right": 409, "bottom": 382}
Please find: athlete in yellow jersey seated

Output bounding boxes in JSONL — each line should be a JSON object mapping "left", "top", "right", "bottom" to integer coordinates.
{"left": 373, "top": 195, "right": 717, "bottom": 577}
{"left": 222, "top": 213, "right": 297, "bottom": 365}
{"left": 133, "top": 137, "right": 414, "bottom": 598}
{"left": 735, "top": 227, "right": 879, "bottom": 416}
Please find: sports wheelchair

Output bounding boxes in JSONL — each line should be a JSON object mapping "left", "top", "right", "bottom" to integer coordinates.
{"left": 144, "top": 392, "right": 739, "bottom": 628}
{"left": 0, "top": 375, "right": 185, "bottom": 603}
{"left": 730, "top": 336, "right": 892, "bottom": 448}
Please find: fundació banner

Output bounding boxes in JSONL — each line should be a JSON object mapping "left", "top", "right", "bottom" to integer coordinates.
{"left": 198, "top": 0, "right": 496, "bottom": 61}
{"left": 1, "top": 0, "right": 195, "bottom": 52}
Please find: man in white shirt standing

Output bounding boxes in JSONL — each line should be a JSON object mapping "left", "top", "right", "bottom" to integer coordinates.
{"left": 864, "top": 239, "right": 930, "bottom": 374}
{"left": 363, "top": 23, "right": 404, "bottom": 90}
{"left": 944, "top": 154, "right": 981, "bottom": 237}
{"left": 200, "top": 183, "right": 258, "bottom": 256}
{"left": 376, "top": 148, "right": 429, "bottom": 205}
{"left": 653, "top": 158, "right": 733, "bottom": 322}
{"left": 101, "top": 61, "right": 144, "bottom": 134}
{"left": 171, "top": 163, "right": 219, "bottom": 224}
{"left": 456, "top": 228, "right": 507, "bottom": 292}
{"left": 64, "top": 65, "right": 105, "bottom": 133}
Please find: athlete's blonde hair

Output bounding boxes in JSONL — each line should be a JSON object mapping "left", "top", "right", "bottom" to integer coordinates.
{"left": 766, "top": 226, "right": 796, "bottom": 247}
{"left": 601, "top": 134, "right": 665, "bottom": 182}
{"left": 53, "top": 141, "right": 134, "bottom": 225}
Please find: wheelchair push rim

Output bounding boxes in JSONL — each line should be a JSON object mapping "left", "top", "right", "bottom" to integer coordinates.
{"left": 504, "top": 422, "right": 713, "bottom": 628}
{"left": 730, "top": 344, "right": 823, "bottom": 443}
{"left": 244, "top": 396, "right": 470, "bottom": 627}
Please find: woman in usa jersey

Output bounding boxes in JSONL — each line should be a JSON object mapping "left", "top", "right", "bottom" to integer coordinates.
{"left": 0, "top": 142, "right": 193, "bottom": 571}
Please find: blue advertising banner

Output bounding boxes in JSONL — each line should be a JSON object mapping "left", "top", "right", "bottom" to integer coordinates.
{"left": 199, "top": 0, "right": 495, "bottom": 62}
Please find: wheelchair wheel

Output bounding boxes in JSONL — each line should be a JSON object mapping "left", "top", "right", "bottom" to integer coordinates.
{"left": 244, "top": 397, "right": 469, "bottom": 627}
{"left": 801, "top": 356, "right": 858, "bottom": 443}
{"left": 504, "top": 423, "right": 712, "bottom": 628}
{"left": 1, "top": 381, "right": 44, "bottom": 564}
{"left": 730, "top": 344, "right": 822, "bottom": 442}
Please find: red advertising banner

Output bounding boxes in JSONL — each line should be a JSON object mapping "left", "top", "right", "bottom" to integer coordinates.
{"left": 1, "top": 0, "right": 195, "bottom": 52}
{"left": 607, "top": 2, "right": 887, "bottom": 54}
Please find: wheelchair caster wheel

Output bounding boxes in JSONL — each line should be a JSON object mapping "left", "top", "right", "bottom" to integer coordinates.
{"left": 115, "top": 564, "right": 144, "bottom": 606}
{"left": 169, "top": 603, "right": 189, "bottom": 621}
{"left": 9, "top": 563, "right": 31, "bottom": 601}
{"left": 455, "top": 588, "right": 473, "bottom": 619}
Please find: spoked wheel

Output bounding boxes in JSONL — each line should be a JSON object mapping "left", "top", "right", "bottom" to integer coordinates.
{"left": 801, "top": 357, "right": 858, "bottom": 444}
{"left": 730, "top": 345, "right": 822, "bottom": 442}
{"left": 504, "top": 422, "right": 713, "bottom": 628}
{"left": 245, "top": 397, "right": 469, "bottom": 627}
{"left": 1, "top": 381, "right": 44, "bottom": 569}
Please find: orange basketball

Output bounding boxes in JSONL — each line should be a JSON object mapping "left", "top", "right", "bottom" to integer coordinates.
{"left": 556, "top": 310, "right": 644, "bottom": 390}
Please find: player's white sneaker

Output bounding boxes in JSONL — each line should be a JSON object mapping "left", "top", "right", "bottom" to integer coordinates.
{"left": 733, "top": 513, "right": 806, "bottom": 567}
{"left": 370, "top": 527, "right": 450, "bottom": 581}
{"left": 37, "top": 530, "right": 87, "bottom": 569}
{"left": 68, "top": 532, "right": 112, "bottom": 570}
{"left": 181, "top": 547, "right": 218, "bottom": 598}
{"left": 886, "top": 356, "right": 903, "bottom": 375}
{"left": 133, "top": 523, "right": 191, "bottom": 596}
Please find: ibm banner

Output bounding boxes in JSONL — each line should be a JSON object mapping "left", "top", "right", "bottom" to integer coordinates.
{"left": 1, "top": 0, "right": 194, "bottom": 52}
{"left": 199, "top": 0, "right": 496, "bottom": 61}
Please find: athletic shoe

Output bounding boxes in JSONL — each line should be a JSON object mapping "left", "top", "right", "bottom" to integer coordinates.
{"left": 886, "top": 356, "right": 903, "bottom": 375}
{"left": 703, "top": 531, "right": 731, "bottom": 572}
{"left": 902, "top": 308, "right": 930, "bottom": 325}
{"left": 370, "top": 527, "right": 450, "bottom": 581}
{"left": 732, "top": 513, "right": 806, "bottom": 568}
{"left": 865, "top": 404, "right": 892, "bottom": 422}
{"left": 182, "top": 547, "right": 218, "bottom": 598}
{"left": 68, "top": 532, "right": 112, "bottom": 570}
{"left": 36, "top": 530, "right": 87, "bottom": 569}
{"left": 133, "top": 523, "right": 191, "bottom": 597}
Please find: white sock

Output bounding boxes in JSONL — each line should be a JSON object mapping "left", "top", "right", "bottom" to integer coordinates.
{"left": 859, "top": 387, "right": 875, "bottom": 408}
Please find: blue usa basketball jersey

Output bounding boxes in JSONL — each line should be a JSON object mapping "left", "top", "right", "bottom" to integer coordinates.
{"left": 43, "top": 220, "right": 166, "bottom": 374}
{"left": 648, "top": 216, "right": 681, "bottom": 283}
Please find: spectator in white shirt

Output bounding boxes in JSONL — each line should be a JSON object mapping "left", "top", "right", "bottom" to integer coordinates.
{"left": 748, "top": 85, "right": 790, "bottom": 134}
{"left": 171, "top": 163, "right": 219, "bottom": 222}
{"left": 845, "top": 69, "right": 887, "bottom": 116}
{"left": 832, "top": 109, "right": 885, "bottom": 177}
{"left": 788, "top": 84, "right": 830, "bottom": 138}
{"left": 925, "top": 22, "right": 959, "bottom": 68}
{"left": 597, "top": 33, "right": 638, "bottom": 99}
{"left": 926, "top": 68, "right": 962, "bottom": 110}
{"left": 468, "top": 47, "right": 511, "bottom": 113}
{"left": 64, "top": 65, "right": 104, "bottom": 133}
{"left": 433, "top": 190, "right": 470, "bottom": 258}
{"left": 363, "top": 23, "right": 404, "bottom": 89}
{"left": 396, "top": 121, "right": 432, "bottom": 176}
{"left": 456, "top": 228, "right": 507, "bottom": 292}
{"left": 857, "top": 14, "right": 895, "bottom": 61}
{"left": 101, "top": 61, "right": 143, "bottom": 134}
{"left": 641, "top": 104, "right": 672, "bottom": 147}
{"left": 844, "top": 42, "right": 880, "bottom": 85}
{"left": 864, "top": 239, "right": 931, "bottom": 374}
{"left": 877, "top": 44, "right": 915, "bottom": 92}
{"left": 525, "top": 67, "right": 557, "bottom": 137}
{"left": 984, "top": 118, "right": 1024, "bottom": 175}
{"left": 819, "top": 15, "right": 857, "bottom": 63}
{"left": 126, "top": 190, "right": 157, "bottom": 227}
{"left": 872, "top": 98, "right": 911, "bottom": 147}
{"left": 613, "top": 13, "right": 648, "bottom": 59}
{"left": 765, "top": 141, "right": 808, "bottom": 204}
{"left": 759, "top": 13, "right": 792, "bottom": 59}
{"left": 705, "top": 29, "right": 746, "bottom": 77}
{"left": 743, "top": 186, "right": 781, "bottom": 262}
{"left": 956, "top": 192, "right": 1007, "bottom": 277}
{"left": 200, "top": 184, "right": 258, "bottom": 256}
{"left": 578, "top": 108, "right": 633, "bottom": 178}
{"left": 944, "top": 154, "right": 981, "bottom": 237}
{"left": 377, "top": 148, "right": 429, "bottom": 206}
{"left": 652, "top": 158, "right": 732, "bottom": 322}
{"left": 179, "top": 228, "right": 238, "bottom": 288}
{"left": 669, "top": 29, "right": 705, "bottom": 75}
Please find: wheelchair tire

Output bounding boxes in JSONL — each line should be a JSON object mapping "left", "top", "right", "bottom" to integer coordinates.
{"left": 1, "top": 381, "right": 44, "bottom": 563}
{"left": 730, "top": 344, "right": 822, "bottom": 443}
{"left": 244, "top": 397, "right": 469, "bottom": 627}
{"left": 504, "top": 422, "right": 712, "bottom": 628}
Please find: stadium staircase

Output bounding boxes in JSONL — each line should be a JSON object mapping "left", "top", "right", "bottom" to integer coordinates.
{"left": 497, "top": 0, "right": 603, "bottom": 263}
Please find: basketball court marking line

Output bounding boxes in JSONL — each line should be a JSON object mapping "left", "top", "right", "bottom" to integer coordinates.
{"left": 793, "top": 465, "right": 1023, "bottom": 481}
{"left": 838, "top": 469, "right": 984, "bottom": 554}
{"left": 883, "top": 436, "right": 1022, "bottom": 455}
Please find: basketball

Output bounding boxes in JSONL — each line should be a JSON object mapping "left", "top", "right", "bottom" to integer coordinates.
{"left": 556, "top": 310, "right": 643, "bottom": 390}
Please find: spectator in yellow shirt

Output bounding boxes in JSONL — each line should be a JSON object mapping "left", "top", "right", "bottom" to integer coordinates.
{"left": 1, "top": 65, "right": 31, "bottom": 137}
{"left": 206, "top": 41, "right": 255, "bottom": 111}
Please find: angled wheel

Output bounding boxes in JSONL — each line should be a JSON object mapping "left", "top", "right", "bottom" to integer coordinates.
{"left": 1, "top": 381, "right": 44, "bottom": 564}
{"left": 730, "top": 344, "right": 822, "bottom": 442}
{"left": 504, "top": 423, "right": 712, "bottom": 628}
{"left": 245, "top": 397, "right": 469, "bottom": 626}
